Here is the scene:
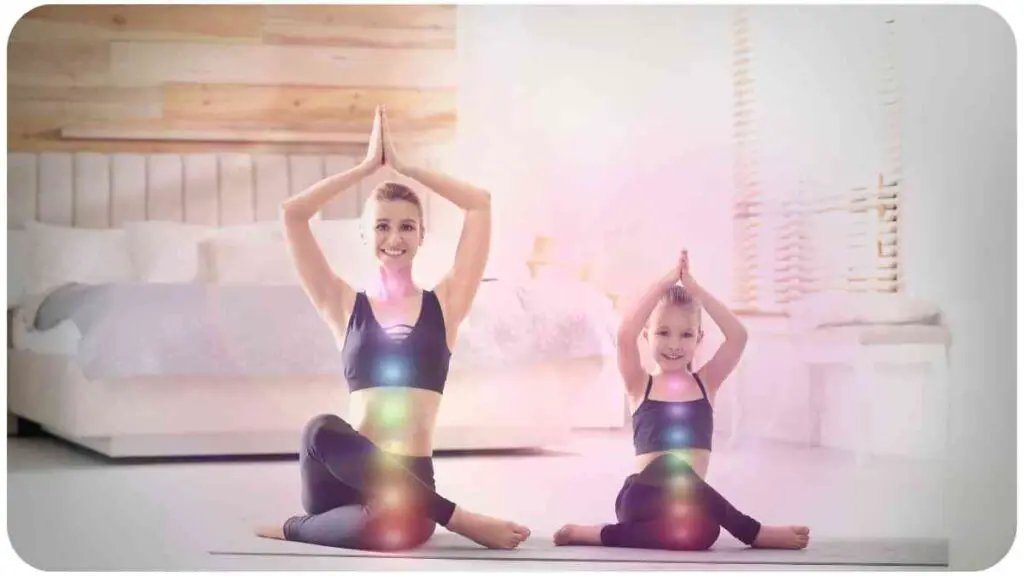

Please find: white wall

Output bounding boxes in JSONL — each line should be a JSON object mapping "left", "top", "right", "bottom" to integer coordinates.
{"left": 456, "top": 5, "right": 735, "bottom": 297}
{"left": 893, "top": 5, "right": 1016, "bottom": 570}
{"left": 747, "top": 7, "right": 892, "bottom": 192}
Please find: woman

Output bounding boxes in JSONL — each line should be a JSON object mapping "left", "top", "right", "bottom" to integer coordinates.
{"left": 255, "top": 106, "right": 530, "bottom": 551}
{"left": 553, "top": 250, "right": 810, "bottom": 550}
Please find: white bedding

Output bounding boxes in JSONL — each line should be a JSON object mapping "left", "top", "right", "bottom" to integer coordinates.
{"left": 10, "top": 220, "right": 618, "bottom": 379}
{"left": 11, "top": 314, "right": 80, "bottom": 356}
{"left": 15, "top": 275, "right": 617, "bottom": 380}
{"left": 788, "top": 292, "right": 943, "bottom": 331}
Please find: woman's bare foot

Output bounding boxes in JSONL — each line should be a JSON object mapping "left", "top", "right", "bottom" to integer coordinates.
{"left": 446, "top": 507, "right": 531, "bottom": 549}
{"left": 752, "top": 525, "right": 810, "bottom": 549}
{"left": 553, "top": 523, "right": 605, "bottom": 546}
{"left": 254, "top": 525, "right": 286, "bottom": 540}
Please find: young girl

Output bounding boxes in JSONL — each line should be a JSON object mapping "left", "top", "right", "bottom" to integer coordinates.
{"left": 255, "top": 106, "right": 530, "bottom": 551}
{"left": 554, "top": 250, "right": 810, "bottom": 551}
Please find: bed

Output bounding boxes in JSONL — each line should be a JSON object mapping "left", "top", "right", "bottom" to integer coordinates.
{"left": 6, "top": 150, "right": 623, "bottom": 458}
{"left": 789, "top": 293, "right": 953, "bottom": 460}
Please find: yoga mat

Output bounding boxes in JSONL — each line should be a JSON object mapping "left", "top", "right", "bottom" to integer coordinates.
{"left": 211, "top": 533, "right": 948, "bottom": 567}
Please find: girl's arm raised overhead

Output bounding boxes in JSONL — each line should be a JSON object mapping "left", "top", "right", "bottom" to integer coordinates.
{"left": 616, "top": 251, "right": 685, "bottom": 396}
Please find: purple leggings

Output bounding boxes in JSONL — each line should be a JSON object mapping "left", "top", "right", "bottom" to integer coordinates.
{"left": 282, "top": 414, "right": 457, "bottom": 551}
{"left": 600, "top": 454, "right": 762, "bottom": 550}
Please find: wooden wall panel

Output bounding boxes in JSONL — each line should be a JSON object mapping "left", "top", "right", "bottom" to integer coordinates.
{"left": 8, "top": 86, "right": 162, "bottom": 120}
{"left": 262, "top": 5, "right": 456, "bottom": 30}
{"left": 262, "top": 5, "right": 455, "bottom": 49}
{"left": 108, "top": 42, "right": 455, "bottom": 89}
{"left": 8, "top": 5, "right": 457, "bottom": 154}
{"left": 263, "top": 21, "right": 454, "bottom": 49}
{"left": 162, "top": 85, "right": 455, "bottom": 128}
{"left": 6, "top": 42, "right": 111, "bottom": 87}
{"left": 11, "top": 5, "right": 264, "bottom": 43}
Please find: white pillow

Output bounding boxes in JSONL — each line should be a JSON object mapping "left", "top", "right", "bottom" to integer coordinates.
{"left": 789, "top": 292, "right": 943, "bottom": 330}
{"left": 7, "top": 230, "right": 31, "bottom": 307}
{"left": 202, "top": 236, "right": 299, "bottom": 286}
{"left": 311, "top": 219, "right": 376, "bottom": 288}
{"left": 24, "top": 220, "right": 136, "bottom": 296}
{"left": 215, "top": 221, "right": 284, "bottom": 242}
{"left": 193, "top": 221, "right": 289, "bottom": 282}
{"left": 123, "top": 221, "right": 216, "bottom": 283}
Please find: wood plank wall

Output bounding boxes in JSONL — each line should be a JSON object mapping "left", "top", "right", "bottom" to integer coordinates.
{"left": 7, "top": 5, "right": 457, "bottom": 155}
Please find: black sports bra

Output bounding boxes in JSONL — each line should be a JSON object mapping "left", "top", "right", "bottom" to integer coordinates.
{"left": 631, "top": 373, "right": 714, "bottom": 454}
{"left": 339, "top": 291, "right": 452, "bottom": 394}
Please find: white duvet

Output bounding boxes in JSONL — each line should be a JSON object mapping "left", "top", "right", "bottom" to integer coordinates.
{"left": 14, "top": 276, "right": 619, "bottom": 379}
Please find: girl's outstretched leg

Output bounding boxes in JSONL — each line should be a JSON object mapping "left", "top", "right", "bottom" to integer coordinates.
{"left": 555, "top": 518, "right": 720, "bottom": 551}
{"left": 630, "top": 454, "right": 762, "bottom": 546}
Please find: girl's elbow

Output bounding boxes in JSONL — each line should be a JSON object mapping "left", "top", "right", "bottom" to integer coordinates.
{"left": 616, "top": 326, "right": 639, "bottom": 344}
{"left": 475, "top": 190, "right": 492, "bottom": 211}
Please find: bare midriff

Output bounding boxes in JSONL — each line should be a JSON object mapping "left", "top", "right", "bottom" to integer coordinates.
{"left": 636, "top": 448, "right": 711, "bottom": 479}
{"left": 347, "top": 387, "right": 442, "bottom": 457}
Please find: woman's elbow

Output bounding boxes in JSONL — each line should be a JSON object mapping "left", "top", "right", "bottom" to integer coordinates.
{"left": 279, "top": 201, "right": 308, "bottom": 223}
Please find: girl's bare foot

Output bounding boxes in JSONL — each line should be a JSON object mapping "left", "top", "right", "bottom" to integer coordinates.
{"left": 752, "top": 525, "right": 810, "bottom": 549}
{"left": 446, "top": 507, "right": 531, "bottom": 549}
{"left": 553, "top": 523, "right": 605, "bottom": 546}
{"left": 254, "top": 525, "right": 285, "bottom": 540}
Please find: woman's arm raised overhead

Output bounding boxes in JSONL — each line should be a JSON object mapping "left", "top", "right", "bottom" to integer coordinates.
{"left": 281, "top": 105, "right": 384, "bottom": 324}
{"left": 380, "top": 105, "right": 492, "bottom": 330}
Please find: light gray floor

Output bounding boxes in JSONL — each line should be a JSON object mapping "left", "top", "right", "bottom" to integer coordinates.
{"left": 7, "top": 429, "right": 950, "bottom": 571}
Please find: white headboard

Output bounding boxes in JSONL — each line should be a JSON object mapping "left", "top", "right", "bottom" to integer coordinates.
{"left": 6, "top": 151, "right": 441, "bottom": 230}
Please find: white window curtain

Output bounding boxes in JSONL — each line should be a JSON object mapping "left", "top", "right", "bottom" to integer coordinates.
{"left": 731, "top": 6, "right": 903, "bottom": 312}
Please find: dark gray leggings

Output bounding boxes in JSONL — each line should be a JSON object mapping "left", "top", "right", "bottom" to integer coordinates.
{"left": 599, "top": 454, "right": 762, "bottom": 550}
{"left": 282, "top": 414, "right": 457, "bottom": 551}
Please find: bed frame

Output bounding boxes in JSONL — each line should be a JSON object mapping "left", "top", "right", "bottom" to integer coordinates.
{"left": 7, "top": 349, "right": 608, "bottom": 458}
{"left": 6, "top": 150, "right": 624, "bottom": 458}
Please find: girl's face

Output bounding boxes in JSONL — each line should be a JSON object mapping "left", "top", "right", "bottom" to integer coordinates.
{"left": 645, "top": 302, "right": 703, "bottom": 372}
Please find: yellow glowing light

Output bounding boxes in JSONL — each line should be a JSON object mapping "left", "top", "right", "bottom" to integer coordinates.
{"left": 669, "top": 475, "right": 692, "bottom": 496}
{"left": 383, "top": 439, "right": 407, "bottom": 453}
{"left": 378, "top": 397, "right": 409, "bottom": 427}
